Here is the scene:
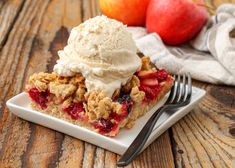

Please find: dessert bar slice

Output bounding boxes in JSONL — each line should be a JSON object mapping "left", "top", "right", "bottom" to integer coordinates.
{"left": 26, "top": 56, "right": 173, "bottom": 136}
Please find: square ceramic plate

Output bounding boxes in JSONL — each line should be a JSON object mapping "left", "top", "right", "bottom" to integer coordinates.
{"left": 6, "top": 86, "right": 205, "bottom": 155}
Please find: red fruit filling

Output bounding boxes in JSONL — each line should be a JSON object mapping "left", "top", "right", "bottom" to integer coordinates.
{"left": 93, "top": 118, "right": 118, "bottom": 134}
{"left": 137, "top": 69, "right": 169, "bottom": 102}
{"left": 137, "top": 69, "right": 168, "bottom": 82}
{"left": 137, "top": 70, "right": 158, "bottom": 79}
{"left": 109, "top": 112, "right": 124, "bottom": 122}
{"left": 140, "top": 78, "right": 159, "bottom": 88}
{"left": 93, "top": 96, "right": 133, "bottom": 134}
{"left": 155, "top": 69, "right": 168, "bottom": 82}
{"left": 110, "top": 95, "right": 134, "bottom": 122}
{"left": 139, "top": 84, "right": 162, "bottom": 102}
{"left": 122, "top": 100, "right": 133, "bottom": 115}
{"left": 28, "top": 88, "right": 49, "bottom": 109}
{"left": 63, "top": 102, "right": 84, "bottom": 120}
{"left": 109, "top": 104, "right": 128, "bottom": 122}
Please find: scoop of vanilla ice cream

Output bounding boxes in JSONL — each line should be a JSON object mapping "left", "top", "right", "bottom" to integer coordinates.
{"left": 54, "top": 15, "right": 141, "bottom": 97}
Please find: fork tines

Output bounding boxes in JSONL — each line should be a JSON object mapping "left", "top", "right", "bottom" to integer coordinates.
{"left": 167, "top": 74, "right": 192, "bottom": 107}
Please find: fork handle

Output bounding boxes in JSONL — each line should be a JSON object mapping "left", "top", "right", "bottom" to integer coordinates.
{"left": 117, "top": 106, "right": 167, "bottom": 167}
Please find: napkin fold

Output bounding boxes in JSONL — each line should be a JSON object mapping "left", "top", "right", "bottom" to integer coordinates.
{"left": 127, "top": 4, "right": 235, "bottom": 86}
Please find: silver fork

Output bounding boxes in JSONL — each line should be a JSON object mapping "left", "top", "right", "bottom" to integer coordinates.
{"left": 117, "top": 74, "right": 192, "bottom": 167}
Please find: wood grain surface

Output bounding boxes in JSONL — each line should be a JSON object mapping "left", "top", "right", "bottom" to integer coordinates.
{"left": 0, "top": 0, "right": 234, "bottom": 168}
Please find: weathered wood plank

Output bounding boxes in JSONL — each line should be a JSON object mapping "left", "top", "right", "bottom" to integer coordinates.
{"left": 173, "top": 82, "right": 235, "bottom": 168}
{"left": 0, "top": 0, "right": 81, "bottom": 167}
{"left": 0, "top": 0, "right": 25, "bottom": 49}
{"left": 125, "top": 131, "right": 174, "bottom": 168}
{"left": 57, "top": 136, "right": 84, "bottom": 168}
{"left": 94, "top": 148, "right": 105, "bottom": 168}
{"left": 82, "top": 0, "right": 101, "bottom": 21}
{"left": 18, "top": 0, "right": 83, "bottom": 167}
{"left": 0, "top": 0, "right": 51, "bottom": 167}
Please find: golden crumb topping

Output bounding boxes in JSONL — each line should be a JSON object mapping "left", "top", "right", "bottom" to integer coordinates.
{"left": 87, "top": 90, "right": 113, "bottom": 120}
{"left": 141, "top": 56, "right": 152, "bottom": 70}
{"left": 86, "top": 90, "right": 124, "bottom": 122}
{"left": 28, "top": 72, "right": 57, "bottom": 91}
{"left": 130, "top": 86, "right": 145, "bottom": 102}
{"left": 74, "top": 86, "right": 86, "bottom": 102}
{"left": 49, "top": 82, "right": 77, "bottom": 99}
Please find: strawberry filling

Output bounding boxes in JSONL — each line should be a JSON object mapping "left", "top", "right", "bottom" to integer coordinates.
{"left": 28, "top": 88, "right": 49, "bottom": 109}
{"left": 155, "top": 69, "right": 168, "bottom": 82}
{"left": 93, "top": 118, "right": 118, "bottom": 134}
{"left": 63, "top": 102, "right": 84, "bottom": 120}
{"left": 110, "top": 100, "right": 133, "bottom": 122}
{"left": 137, "top": 70, "right": 158, "bottom": 79}
{"left": 139, "top": 84, "right": 162, "bottom": 102}
{"left": 137, "top": 69, "right": 168, "bottom": 82}
{"left": 137, "top": 69, "right": 169, "bottom": 102}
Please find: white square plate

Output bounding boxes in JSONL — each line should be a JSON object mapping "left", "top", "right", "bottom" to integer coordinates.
{"left": 6, "top": 87, "right": 205, "bottom": 155}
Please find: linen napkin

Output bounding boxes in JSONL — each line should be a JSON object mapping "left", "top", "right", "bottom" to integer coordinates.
{"left": 127, "top": 3, "right": 235, "bottom": 86}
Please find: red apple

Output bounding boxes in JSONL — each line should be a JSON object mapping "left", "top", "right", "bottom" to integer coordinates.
{"left": 146, "top": 0, "right": 208, "bottom": 45}
{"left": 99, "top": 0, "right": 150, "bottom": 26}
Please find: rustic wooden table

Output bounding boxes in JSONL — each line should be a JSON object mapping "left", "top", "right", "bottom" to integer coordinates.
{"left": 0, "top": 0, "right": 234, "bottom": 167}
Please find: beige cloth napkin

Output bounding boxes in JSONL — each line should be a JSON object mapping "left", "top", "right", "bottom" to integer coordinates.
{"left": 127, "top": 4, "right": 235, "bottom": 86}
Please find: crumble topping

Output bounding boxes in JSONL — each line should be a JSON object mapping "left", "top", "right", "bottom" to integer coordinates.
{"left": 125, "top": 120, "right": 135, "bottom": 129}
{"left": 62, "top": 97, "right": 73, "bottom": 108}
{"left": 56, "top": 76, "right": 71, "bottom": 84}
{"left": 141, "top": 56, "right": 152, "bottom": 70}
{"left": 49, "top": 82, "right": 77, "bottom": 99}
{"left": 28, "top": 72, "right": 57, "bottom": 91}
{"left": 33, "top": 80, "right": 48, "bottom": 92}
{"left": 28, "top": 72, "right": 86, "bottom": 101}
{"left": 74, "top": 86, "right": 86, "bottom": 102}
{"left": 98, "top": 98, "right": 113, "bottom": 118}
{"left": 112, "top": 102, "right": 122, "bottom": 115}
{"left": 130, "top": 86, "right": 145, "bottom": 102}
{"left": 69, "top": 73, "right": 85, "bottom": 85}
{"left": 55, "top": 73, "right": 85, "bottom": 86}
{"left": 86, "top": 90, "right": 113, "bottom": 120}
{"left": 86, "top": 90, "right": 123, "bottom": 122}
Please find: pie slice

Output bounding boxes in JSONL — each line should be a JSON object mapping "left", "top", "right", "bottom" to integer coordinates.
{"left": 26, "top": 56, "right": 173, "bottom": 136}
